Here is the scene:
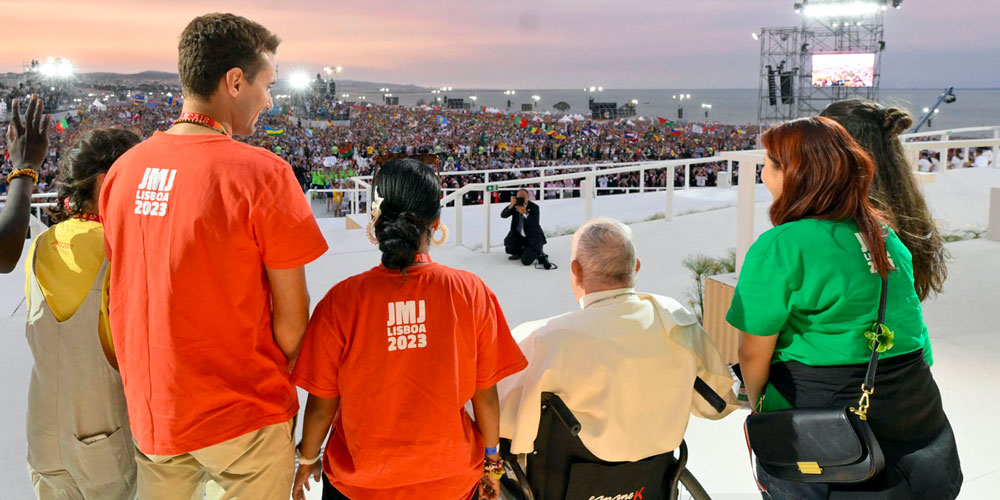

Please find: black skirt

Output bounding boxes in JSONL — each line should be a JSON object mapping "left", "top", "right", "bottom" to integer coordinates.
{"left": 768, "top": 350, "right": 963, "bottom": 499}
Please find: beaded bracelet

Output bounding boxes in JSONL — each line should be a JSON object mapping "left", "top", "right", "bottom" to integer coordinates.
{"left": 484, "top": 458, "right": 505, "bottom": 480}
{"left": 7, "top": 168, "right": 39, "bottom": 184}
{"left": 296, "top": 445, "right": 321, "bottom": 465}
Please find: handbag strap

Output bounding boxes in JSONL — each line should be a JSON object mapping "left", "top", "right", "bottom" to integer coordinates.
{"left": 852, "top": 275, "right": 888, "bottom": 420}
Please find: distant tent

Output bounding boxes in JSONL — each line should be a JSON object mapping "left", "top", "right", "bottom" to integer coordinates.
{"left": 553, "top": 101, "right": 571, "bottom": 112}
{"left": 90, "top": 99, "right": 107, "bottom": 111}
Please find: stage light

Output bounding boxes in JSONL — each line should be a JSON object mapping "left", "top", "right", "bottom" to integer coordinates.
{"left": 38, "top": 57, "right": 74, "bottom": 78}
{"left": 800, "top": 1, "right": 881, "bottom": 18}
{"left": 289, "top": 72, "right": 311, "bottom": 89}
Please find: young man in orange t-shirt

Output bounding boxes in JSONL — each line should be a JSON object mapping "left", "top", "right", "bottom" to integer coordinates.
{"left": 99, "top": 13, "right": 328, "bottom": 499}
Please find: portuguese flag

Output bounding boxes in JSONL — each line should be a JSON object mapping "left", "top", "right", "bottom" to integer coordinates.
{"left": 55, "top": 119, "right": 69, "bottom": 133}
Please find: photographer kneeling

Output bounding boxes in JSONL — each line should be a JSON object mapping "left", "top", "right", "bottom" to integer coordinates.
{"left": 501, "top": 189, "right": 554, "bottom": 269}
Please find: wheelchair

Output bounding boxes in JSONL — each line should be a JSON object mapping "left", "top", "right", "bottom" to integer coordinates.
{"left": 499, "top": 378, "right": 727, "bottom": 500}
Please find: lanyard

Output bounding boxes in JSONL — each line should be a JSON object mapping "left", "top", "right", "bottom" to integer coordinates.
{"left": 175, "top": 112, "right": 229, "bottom": 136}
{"left": 74, "top": 213, "right": 103, "bottom": 224}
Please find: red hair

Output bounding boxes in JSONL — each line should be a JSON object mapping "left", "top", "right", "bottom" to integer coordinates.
{"left": 762, "top": 117, "right": 892, "bottom": 277}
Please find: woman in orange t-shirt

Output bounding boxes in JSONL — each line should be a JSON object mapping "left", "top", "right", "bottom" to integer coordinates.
{"left": 291, "top": 158, "right": 527, "bottom": 500}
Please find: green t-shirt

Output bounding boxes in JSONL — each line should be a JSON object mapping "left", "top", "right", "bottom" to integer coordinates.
{"left": 727, "top": 218, "right": 933, "bottom": 369}
{"left": 311, "top": 171, "right": 322, "bottom": 185}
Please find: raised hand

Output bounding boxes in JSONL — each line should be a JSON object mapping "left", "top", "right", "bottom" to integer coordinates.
{"left": 7, "top": 95, "right": 51, "bottom": 170}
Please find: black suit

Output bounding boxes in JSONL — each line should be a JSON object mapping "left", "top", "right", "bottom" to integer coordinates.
{"left": 501, "top": 201, "right": 547, "bottom": 266}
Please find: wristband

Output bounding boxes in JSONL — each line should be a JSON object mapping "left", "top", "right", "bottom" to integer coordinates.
{"left": 296, "top": 444, "right": 321, "bottom": 465}
{"left": 7, "top": 168, "right": 38, "bottom": 184}
{"left": 485, "top": 445, "right": 498, "bottom": 457}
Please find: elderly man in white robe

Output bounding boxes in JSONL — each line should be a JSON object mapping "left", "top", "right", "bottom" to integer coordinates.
{"left": 498, "top": 217, "right": 737, "bottom": 463}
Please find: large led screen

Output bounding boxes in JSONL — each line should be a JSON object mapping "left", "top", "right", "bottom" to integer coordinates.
{"left": 811, "top": 53, "right": 875, "bottom": 87}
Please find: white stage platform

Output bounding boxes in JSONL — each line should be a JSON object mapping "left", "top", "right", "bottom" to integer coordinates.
{"left": 0, "top": 168, "right": 997, "bottom": 498}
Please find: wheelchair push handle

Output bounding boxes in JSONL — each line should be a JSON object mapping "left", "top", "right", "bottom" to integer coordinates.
{"left": 541, "top": 392, "right": 582, "bottom": 436}
{"left": 694, "top": 376, "right": 728, "bottom": 413}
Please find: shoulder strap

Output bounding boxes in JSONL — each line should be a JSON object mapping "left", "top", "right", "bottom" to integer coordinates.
{"left": 862, "top": 276, "right": 888, "bottom": 393}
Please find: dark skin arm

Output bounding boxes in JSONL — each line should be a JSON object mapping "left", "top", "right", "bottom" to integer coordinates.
{"left": 292, "top": 394, "right": 339, "bottom": 500}
{"left": 472, "top": 385, "right": 502, "bottom": 500}
{"left": 0, "top": 96, "right": 49, "bottom": 273}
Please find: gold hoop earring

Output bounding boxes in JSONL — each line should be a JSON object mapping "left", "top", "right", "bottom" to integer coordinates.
{"left": 430, "top": 223, "right": 449, "bottom": 247}
{"left": 366, "top": 218, "right": 379, "bottom": 246}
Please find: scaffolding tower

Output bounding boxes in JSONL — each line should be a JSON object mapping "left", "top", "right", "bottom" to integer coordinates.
{"left": 757, "top": 0, "right": 891, "bottom": 129}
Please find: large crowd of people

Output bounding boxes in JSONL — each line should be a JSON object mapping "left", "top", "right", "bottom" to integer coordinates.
{"left": 1, "top": 86, "right": 761, "bottom": 208}
{"left": 0, "top": 11, "right": 967, "bottom": 500}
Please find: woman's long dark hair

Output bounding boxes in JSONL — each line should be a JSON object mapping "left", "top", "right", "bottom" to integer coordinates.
{"left": 371, "top": 158, "right": 442, "bottom": 270}
{"left": 821, "top": 99, "right": 948, "bottom": 300}
{"left": 762, "top": 117, "right": 892, "bottom": 278}
{"left": 50, "top": 128, "right": 141, "bottom": 223}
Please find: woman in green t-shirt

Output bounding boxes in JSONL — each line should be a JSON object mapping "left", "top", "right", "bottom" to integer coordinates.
{"left": 727, "top": 117, "right": 961, "bottom": 499}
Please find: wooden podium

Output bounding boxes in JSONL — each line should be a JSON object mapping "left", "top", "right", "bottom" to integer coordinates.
{"left": 702, "top": 273, "right": 743, "bottom": 365}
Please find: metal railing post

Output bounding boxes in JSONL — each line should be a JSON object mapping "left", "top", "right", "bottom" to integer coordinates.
{"left": 665, "top": 165, "right": 675, "bottom": 221}
{"left": 994, "top": 129, "right": 1000, "bottom": 168}
{"left": 583, "top": 177, "right": 593, "bottom": 222}
{"left": 639, "top": 167, "right": 645, "bottom": 193}
{"left": 684, "top": 163, "right": 691, "bottom": 190}
{"left": 455, "top": 192, "right": 464, "bottom": 247}
{"left": 482, "top": 187, "right": 491, "bottom": 254}
{"left": 736, "top": 160, "right": 757, "bottom": 275}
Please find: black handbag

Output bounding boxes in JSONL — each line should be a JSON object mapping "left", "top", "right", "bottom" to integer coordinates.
{"left": 745, "top": 277, "right": 888, "bottom": 484}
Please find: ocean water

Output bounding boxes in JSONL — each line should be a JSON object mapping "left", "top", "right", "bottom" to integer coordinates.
{"left": 344, "top": 88, "right": 1000, "bottom": 131}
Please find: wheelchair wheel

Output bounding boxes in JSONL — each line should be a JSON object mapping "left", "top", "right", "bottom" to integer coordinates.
{"left": 677, "top": 468, "right": 712, "bottom": 500}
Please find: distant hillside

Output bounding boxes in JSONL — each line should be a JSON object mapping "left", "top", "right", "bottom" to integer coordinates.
{"left": 82, "top": 71, "right": 180, "bottom": 82}
{"left": 77, "top": 71, "right": 428, "bottom": 91}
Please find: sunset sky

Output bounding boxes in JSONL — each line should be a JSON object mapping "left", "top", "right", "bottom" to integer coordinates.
{"left": 1, "top": 0, "right": 996, "bottom": 88}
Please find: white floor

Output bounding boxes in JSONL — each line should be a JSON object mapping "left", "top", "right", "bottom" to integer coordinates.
{"left": 0, "top": 168, "right": 997, "bottom": 498}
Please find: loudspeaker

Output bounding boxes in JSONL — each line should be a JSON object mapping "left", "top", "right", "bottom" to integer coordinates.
{"left": 767, "top": 66, "right": 778, "bottom": 106}
{"left": 780, "top": 72, "right": 794, "bottom": 104}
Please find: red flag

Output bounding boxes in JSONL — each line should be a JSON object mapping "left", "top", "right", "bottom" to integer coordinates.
{"left": 519, "top": 117, "right": 529, "bottom": 128}
{"left": 131, "top": 113, "right": 141, "bottom": 125}
{"left": 657, "top": 117, "right": 668, "bottom": 125}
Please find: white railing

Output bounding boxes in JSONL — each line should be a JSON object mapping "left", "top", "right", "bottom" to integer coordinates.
{"left": 0, "top": 192, "right": 59, "bottom": 220}
{"left": 305, "top": 177, "right": 372, "bottom": 216}
{"left": 438, "top": 155, "right": 762, "bottom": 254}
{"left": 900, "top": 125, "right": 1000, "bottom": 142}
{"left": 900, "top": 137, "right": 1000, "bottom": 172}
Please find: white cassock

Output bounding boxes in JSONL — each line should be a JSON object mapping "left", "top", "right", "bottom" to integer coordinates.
{"left": 498, "top": 288, "right": 738, "bottom": 463}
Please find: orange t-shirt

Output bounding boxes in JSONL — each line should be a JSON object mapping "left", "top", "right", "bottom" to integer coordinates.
{"left": 100, "top": 131, "right": 328, "bottom": 455}
{"left": 291, "top": 261, "right": 527, "bottom": 500}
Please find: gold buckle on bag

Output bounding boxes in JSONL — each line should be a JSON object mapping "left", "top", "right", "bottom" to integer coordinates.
{"left": 798, "top": 462, "right": 824, "bottom": 474}
{"left": 850, "top": 384, "right": 875, "bottom": 420}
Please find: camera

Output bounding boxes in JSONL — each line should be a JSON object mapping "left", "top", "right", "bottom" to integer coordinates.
{"left": 515, "top": 197, "right": 526, "bottom": 207}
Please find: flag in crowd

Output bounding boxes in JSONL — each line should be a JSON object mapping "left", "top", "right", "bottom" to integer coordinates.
{"left": 691, "top": 124, "right": 704, "bottom": 134}
{"left": 264, "top": 126, "right": 285, "bottom": 136}
{"left": 623, "top": 132, "right": 639, "bottom": 142}
{"left": 130, "top": 113, "right": 141, "bottom": 125}
{"left": 132, "top": 94, "right": 146, "bottom": 105}
{"left": 435, "top": 115, "right": 450, "bottom": 126}
{"left": 657, "top": 117, "right": 676, "bottom": 126}
{"left": 306, "top": 128, "right": 314, "bottom": 137}
{"left": 55, "top": 119, "right": 68, "bottom": 133}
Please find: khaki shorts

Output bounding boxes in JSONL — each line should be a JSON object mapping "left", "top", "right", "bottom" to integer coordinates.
{"left": 135, "top": 419, "right": 294, "bottom": 500}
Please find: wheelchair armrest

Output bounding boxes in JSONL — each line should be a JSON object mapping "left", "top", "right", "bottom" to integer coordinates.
{"left": 541, "top": 392, "right": 581, "bottom": 436}
{"left": 499, "top": 438, "right": 534, "bottom": 500}
{"left": 694, "top": 376, "right": 727, "bottom": 414}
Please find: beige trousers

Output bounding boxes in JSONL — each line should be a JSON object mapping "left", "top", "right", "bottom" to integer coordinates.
{"left": 135, "top": 419, "right": 294, "bottom": 500}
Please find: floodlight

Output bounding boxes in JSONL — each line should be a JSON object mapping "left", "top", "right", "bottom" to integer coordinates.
{"left": 532, "top": 95, "right": 541, "bottom": 101}
{"left": 800, "top": 1, "right": 881, "bottom": 18}
{"left": 289, "top": 72, "right": 311, "bottom": 89}
{"left": 751, "top": 32, "right": 760, "bottom": 40}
